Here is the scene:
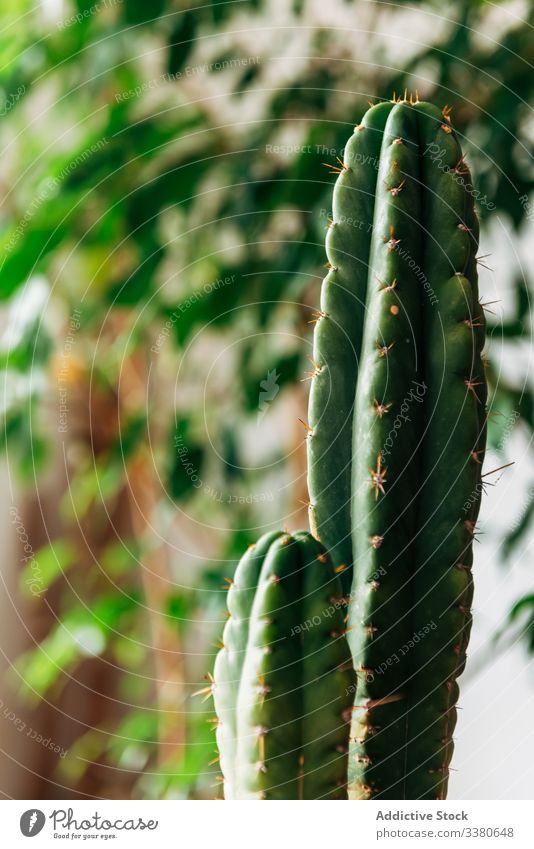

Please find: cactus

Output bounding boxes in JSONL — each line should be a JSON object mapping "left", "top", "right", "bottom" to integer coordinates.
{"left": 212, "top": 530, "right": 355, "bottom": 799}
{"left": 308, "top": 95, "right": 486, "bottom": 799}
{"left": 211, "top": 95, "right": 486, "bottom": 801}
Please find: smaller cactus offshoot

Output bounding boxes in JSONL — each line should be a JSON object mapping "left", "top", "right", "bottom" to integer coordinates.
{"left": 212, "top": 530, "right": 355, "bottom": 799}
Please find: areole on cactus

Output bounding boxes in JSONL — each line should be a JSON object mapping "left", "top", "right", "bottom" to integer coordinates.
{"left": 212, "top": 95, "right": 487, "bottom": 801}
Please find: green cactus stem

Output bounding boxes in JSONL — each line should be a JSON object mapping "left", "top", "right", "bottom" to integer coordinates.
{"left": 212, "top": 530, "right": 355, "bottom": 799}
{"left": 308, "top": 101, "right": 395, "bottom": 590}
{"left": 308, "top": 95, "right": 486, "bottom": 799}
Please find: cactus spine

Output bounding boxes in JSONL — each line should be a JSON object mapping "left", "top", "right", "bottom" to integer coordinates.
{"left": 212, "top": 531, "right": 355, "bottom": 799}
{"left": 308, "top": 97, "right": 486, "bottom": 799}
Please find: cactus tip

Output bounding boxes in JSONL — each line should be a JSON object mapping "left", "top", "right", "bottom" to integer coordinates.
{"left": 369, "top": 453, "right": 387, "bottom": 499}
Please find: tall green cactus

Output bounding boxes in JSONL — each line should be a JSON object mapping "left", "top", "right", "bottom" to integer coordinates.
{"left": 212, "top": 530, "right": 355, "bottom": 799}
{"left": 307, "top": 96, "right": 486, "bottom": 799}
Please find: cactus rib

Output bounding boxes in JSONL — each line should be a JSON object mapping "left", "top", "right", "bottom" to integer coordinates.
{"left": 308, "top": 101, "right": 395, "bottom": 592}
{"left": 404, "top": 103, "right": 486, "bottom": 800}
{"left": 349, "top": 102, "right": 426, "bottom": 799}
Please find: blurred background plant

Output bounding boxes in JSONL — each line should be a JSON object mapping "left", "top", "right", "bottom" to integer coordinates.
{"left": 0, "top": 0, "right": 532, "bottom": 799}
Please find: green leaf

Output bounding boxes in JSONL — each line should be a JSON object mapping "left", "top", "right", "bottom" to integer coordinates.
{"left": 168, "top": 418, "right": 204, "bottom": 501}
{"left": 168, "top": 11, "right": 197, "bottom": 75}
{"left": 503, "top": 487, "right": 534, "bottom": 558}
{"left": 19, "top": 539, "right": 76, "bottom": 597}
{"left": 507, "top": 595, "right": 534, "bottom": 652}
